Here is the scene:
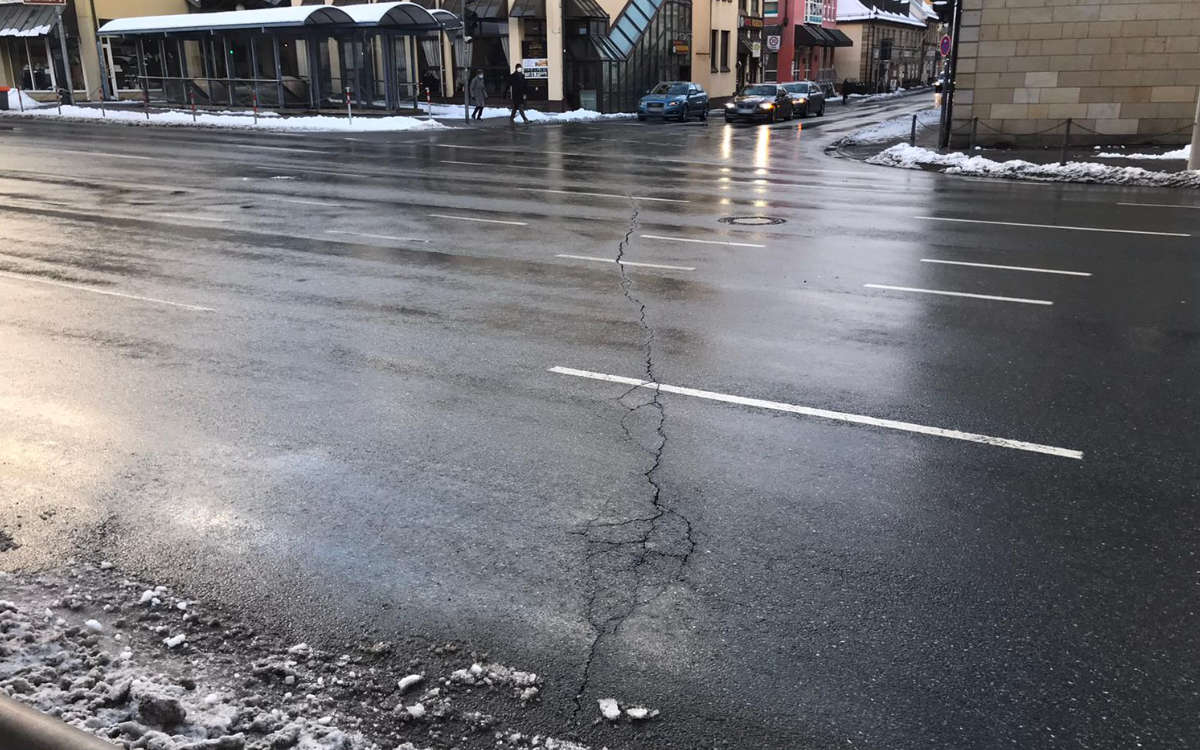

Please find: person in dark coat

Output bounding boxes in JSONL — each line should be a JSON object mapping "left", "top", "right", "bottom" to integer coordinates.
{"left": 469, "top": 69, "right": 486, "bottom": 120}
{"left": 842, "top": 78, "right": 850, "bottom": 106}
{"left": 505, "top": 64, "right": 529, "bottom": 123}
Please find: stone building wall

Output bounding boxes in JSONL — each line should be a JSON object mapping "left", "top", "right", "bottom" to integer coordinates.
{"left": 951, "top": 0, "right": 1200, "bottom": 146}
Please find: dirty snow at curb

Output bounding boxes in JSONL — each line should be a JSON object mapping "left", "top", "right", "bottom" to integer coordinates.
{"left": 418, "top": 102, "right": 634, "bottom": 123}
{"left": 868, "top": 143, "right": 1200, "bottom": 188}
{"left": 3, "top": 104, "right": 445, "bottom": 132}
{"left": 1094, "top": 144, "right": 1191, "bottom": 161}
{"left": 0, "top": 566, "right": 615, "bottom": 750}
{"left": 837, "top": 107, "right": 940, "bottom": 145}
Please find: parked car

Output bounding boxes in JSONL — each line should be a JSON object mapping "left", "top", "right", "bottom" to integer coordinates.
{"left": 782, "top": 81, "right": 826, "bottom": 117}
{"left": 724, "top": 84, "right": 793, "bottom": 123}
{"left": 637, "top": 81, "right": 709, "bottom": 121}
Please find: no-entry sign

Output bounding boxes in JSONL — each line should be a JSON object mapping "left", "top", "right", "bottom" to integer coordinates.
{"left": 939, "top": 35, "right": 952, "bottom": 56}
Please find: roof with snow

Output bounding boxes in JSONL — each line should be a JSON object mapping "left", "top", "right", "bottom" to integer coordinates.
{"left": 0, "top": 2, "right": 58, "bottom": 38}
{"left": 836, "top": 0, "right": 930, "bottom": 28}
{"left": 98, "top": 2, "right": 460, "bottom": 36}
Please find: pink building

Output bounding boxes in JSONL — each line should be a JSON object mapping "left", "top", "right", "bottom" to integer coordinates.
{"left": 764, "top": 0, "right": 852, "bottom": 84}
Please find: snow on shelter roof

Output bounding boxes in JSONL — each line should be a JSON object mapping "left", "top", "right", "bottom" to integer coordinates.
{"left": 99, "top": 5, "right": 352, "bottom": 36}
{"left": 836, "top": 0, "right": 928, "bottom": 27}
{"left": 341, "top": 2, "right": 440, "bottom": 29}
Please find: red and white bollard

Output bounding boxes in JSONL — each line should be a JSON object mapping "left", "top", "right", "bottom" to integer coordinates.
{"left": 143, "top": 88, "right": 150, "bottom": 120}
{"left": 189, "top": 90, "right": 197, "bottom": 123}
{"left": 56, "top": 88, "right": 62, "bottom": 115}
{"left": 345, "top": 87, "right": 352, "bottom": 125}
{"left": 252, "top": 90, "right": 259, "bottom": 125}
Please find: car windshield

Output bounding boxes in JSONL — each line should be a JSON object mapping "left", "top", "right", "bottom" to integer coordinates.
{"left": 742, "top": 85, "right": 777, "bottom": 96}
{"left": 651, "top": 83, "right": 689, "bottom": 95}
{"left": 782, "top": 83, "right": 807, "bottom": 93}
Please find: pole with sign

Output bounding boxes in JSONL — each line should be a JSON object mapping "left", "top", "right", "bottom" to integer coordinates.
{"left": 53, "top": 7, "right": 74, "bottom": 103}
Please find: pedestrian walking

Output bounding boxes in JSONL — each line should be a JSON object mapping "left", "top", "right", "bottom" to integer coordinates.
{"left": 505, "top": 64, "right": 529, "bottom": 123}
{"left": 841, "top": 78, "right": 849, "bottom": 106}
{"left": 469, "top": 69, "right": 486, "bottom": 120}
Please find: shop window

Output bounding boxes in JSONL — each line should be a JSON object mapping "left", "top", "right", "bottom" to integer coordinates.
{"left": 720, "top": 30, "right": 730, "bottom": 72}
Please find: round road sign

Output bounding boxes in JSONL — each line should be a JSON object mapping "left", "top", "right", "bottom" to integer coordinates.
{"left": 939, "top": 35, "right": 952, "bottom": 56}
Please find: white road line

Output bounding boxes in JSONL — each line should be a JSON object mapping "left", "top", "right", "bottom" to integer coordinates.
{"left": 0, "top": 270, "right": 214, "bottom": 312}
{"left": 159, "top": 212, "right": 225, "bottom": 222}
{"left": 233, "top": 144, "right": 326, "bottom": 154}
{"left": 440, "top": 160, "right": 490, "bottom": 167}
{"left": 54, "top": 148, "right": 163, "bottom": 161}
{"left": 325, "top": 230, "right": 431, "bottom": 244}
{"left": 555, "top": 254, "right": 695, "bottom": 271}
{"left": 915, "top": 215, "right": 1189, "bottom": 237}
{"left": 641, "top": 234, "right": 765, "bottom": 248}
{"left": 549, "top": 366, "right": 1082, "bottom": 460}
{"left": 429, "top": 213, "right": 528, "bottom": 226}
{"left": 920, "top": 258, "right": 1091, "bottom": 277}
{"left": 864, "top": 283, "right": 1053, "bottom": 305}
{"left": 276, "top": 197, "right": 346, "bottom": 207}
{"left": 519, "top": 187, "right": 689, "bottom": 204}
{"left": 1117, "top": 201, "right": 1200, "bottom": 210}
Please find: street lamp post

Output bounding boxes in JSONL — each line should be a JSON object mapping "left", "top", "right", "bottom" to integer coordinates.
{"left": 937, "top": 0, "right": 961, "bottom": 150}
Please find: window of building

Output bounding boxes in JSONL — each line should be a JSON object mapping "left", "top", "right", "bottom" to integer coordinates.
{"left": 804, "top": 0, "right": 822, "bottom": 23}
{"left": 764, "top": 0, "right": 778, "bottom": 16}
{"left": 711, "top": 30, "right": 719, "bottom": 72}
{"left": 720, "top": 30, "right": 730, "bottom": 71}
{"left": 763, "top": 51, "right": 777, "bottom": 81}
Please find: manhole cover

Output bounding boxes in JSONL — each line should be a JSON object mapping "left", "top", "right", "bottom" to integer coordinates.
{"left": 719, "top": 216, "right": 785, "bottom": 226}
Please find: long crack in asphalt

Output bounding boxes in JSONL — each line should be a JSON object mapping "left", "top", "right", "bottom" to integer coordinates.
{"left": 571, "top": 202, "right": 698, "bottom": 718}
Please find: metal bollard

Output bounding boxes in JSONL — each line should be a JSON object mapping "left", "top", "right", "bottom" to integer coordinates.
{"left": 143, "top": 88, "right": 150, "bottom": 121}
{"left": 1059, "top": 118, "right": 1072, "bottom": 165}
{"left": 968, "top": 117, "right": 977, "bottom": 150}
{"left": 253, "top": 90, "right": 259, "bottom": 125}
{"left": 56, "top": 89, "right": 62, "bottom": 116}
{"left": 910, "top": 113, "right": 917, "bottom": 146}
{"left": 189, "top": 89, "right": 197, "bottom": 123}
{"left": 98, "top": 89, "right": 105, "bottom": 118}
{"left": 16, "top": 87, "right": 23, "bottom": 112}
{"left": 345, "top": 87, "right": 353, "bottom": 125}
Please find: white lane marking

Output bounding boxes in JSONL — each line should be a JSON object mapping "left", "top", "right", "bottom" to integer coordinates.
{"left": 440, "top": 160, "right": 490, "bottom": 167}
{"left": 641, "top": 233, "right": 764, "bottom": 248}
{"left": 233, "top": 144, "right": 326, "bottom": 154}
{"left": 0, "top": 270, "right": 214, "bottom": 312}
{"left": 429, "top": 213, "right": 528, "bottom": 226}
{"left": 520, "top": 187, "right": 689, "bottom": 204}
{"left": 920, "top": 258, "right": 1091, "bottom": 277}
{"left": 55, "top": 148, "right": 163, "bottom": 161}
{"left": 555, "top": 254, "right": 696, "bottom": 271}
{"left": 915, "top": 215, "right": 1189, "bottom": 237}
{"left": 549, "top": 366, "right": 1082, "bottom": 460}
{"left": 1117, "top": 201, "right": 1200, "bottom": 210}
{"left": 276, "top": 197, "right": 346, "bottom": 207}
{"left": 864, "top": 283, "right": 1053, "bottom": 306}
{"left": 325, "top": 230, "right": 430, "bottom": 244}
{"left": 159, "top": 212, "right": 225, "bottom": 222}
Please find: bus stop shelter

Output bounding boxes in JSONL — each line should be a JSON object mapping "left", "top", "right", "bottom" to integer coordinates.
{"left": 97, "top": 2, "right": 461, "bottom": 111}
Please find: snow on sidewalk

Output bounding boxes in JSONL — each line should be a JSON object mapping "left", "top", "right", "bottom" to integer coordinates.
{"left": 868, "top": 143, "right": 1200, "bottom": 188}
{"left": 6, "top": 89, "right": 40, "bottom": 110}
{"left": 1093, "top": 144, "right": 1191, "bottom": 161}
{"left": 3, "top": 103, "right": 446, "bottom": 132}
{"left": 837, "top": 107, "right": 940, "bottom": 145}
{"left": 417, "top": 101, "right": 635, "bottom": 123}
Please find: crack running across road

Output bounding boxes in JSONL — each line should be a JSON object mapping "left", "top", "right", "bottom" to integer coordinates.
{"left": 571, "top": 202, "right": 698, "bottom": 719}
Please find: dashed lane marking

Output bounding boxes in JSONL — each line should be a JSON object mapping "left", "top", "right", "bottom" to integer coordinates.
{"left": 549, "top": 366, "right": 1083, "bottom": 460}
{"left": 920, "top": 258, "right": 1091, "bottom": 277}
{"left": 429, "top": 213, "right": 528, "bottom": 226}
{"left": 0, "top": 270, "right": 214, "bottom": 312}
{"left": 555, "top": 254, "right": 695, "bottom": 271}
{"left": 916, "top": 215, "right": 1189, "bottom": 237}
{"left": 864, "top": 283, "right": 1053, "bottom": 306}
{"left": 641, "top": 234, "right": 764, "bottom": 248}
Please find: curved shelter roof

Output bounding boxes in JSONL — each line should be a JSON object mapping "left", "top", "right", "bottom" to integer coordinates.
{"left": 98, "top": 2, "right": 461, "bottom": 36}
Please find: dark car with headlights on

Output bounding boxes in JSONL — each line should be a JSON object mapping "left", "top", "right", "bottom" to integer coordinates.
{"left": 637, "top": 81, "right": 709, "bottom": 121}
{"left": 782, "top": 81, "right": 826, "bottom": 117}
{"left": 724, "top": 84, "right": 793, "bottom": 123}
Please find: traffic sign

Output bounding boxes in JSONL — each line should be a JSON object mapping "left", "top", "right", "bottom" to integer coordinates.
{"left": 766, "top": 35, "right": 781, "bottom": 52}
{"left": 939, "top": 35, "right": 952, "bottom": 56}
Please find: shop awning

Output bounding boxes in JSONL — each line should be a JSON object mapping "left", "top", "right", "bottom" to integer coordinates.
{"left": 467, "top": 0, "right": 508, "bottom": 20}
{"left": 824, "top": 27, "right": 853, "bottom": 46}
{"left": 343, "top": 1, "right": 443, "bottom": 31}
{"left": 509, "top": 0, "right": 545, "bottom": 18}
{"left": 564, "top": 0, "right": 609, "bottom": 21}
{"left": 793, "top": 23, "right": 825, "bottom": 46}
{"left": 0, "top": 3, "right": 57, "bottom": 38}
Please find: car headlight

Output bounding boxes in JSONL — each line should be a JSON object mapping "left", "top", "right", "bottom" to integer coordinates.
{"left": 725, "top": 102, "right": 735, "bottom": 109}
{"left": 796, "top": 96, "right": 807, "bottom": 103}
{"left": 759, "top": 102, "right": 774, "bottom": 109}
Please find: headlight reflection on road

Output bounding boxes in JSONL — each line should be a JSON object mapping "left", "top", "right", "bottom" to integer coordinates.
{"left": 720, "top": 126, "right": 733, "bottom": 160}
{"left": 754, "top": 126, "right": 770, "bottom": 169}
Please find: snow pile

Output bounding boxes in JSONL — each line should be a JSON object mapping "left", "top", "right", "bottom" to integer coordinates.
{"left": 6, "top": 88, "right": 41, "bottom": 110}
{"left": 848, "top": 86, "right": 925, "bottom": 103}
{"left": 868, "top": 142, "right": 1200, "bottom": 188}
{"left": 3, "top": 104, "right": 446, "bottom": 132}
{"left": 448, "top": 662, "right": 539, "bottom": 701}
{"left": 1094, "top": 144, "right": 1190, "bottom": 160}
{"left": 838, "top": 107, "right": 940, "bottom": 145}
{"left": 596, "top": 697, "right": 658, "bottom": 722}
{"left": 419, "top": 101, "right": 634, "bottom": 123}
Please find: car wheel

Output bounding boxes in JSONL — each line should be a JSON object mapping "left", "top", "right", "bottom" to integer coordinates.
{"left": 818, "top": 102, "right": 825, "bottom": 116}
{"left": 700, "top": 107, "right": 708, "bottom": 121}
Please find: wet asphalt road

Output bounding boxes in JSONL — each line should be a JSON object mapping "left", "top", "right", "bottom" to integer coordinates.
{"left": 2, "top": 95, "right": 1199, "bottom": 749}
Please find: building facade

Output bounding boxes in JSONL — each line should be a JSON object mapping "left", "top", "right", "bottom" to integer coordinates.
{"left": 950, "top": 0, "right": 1200, "bottom": 146}
{"left": 761, "top": 0, "right": 853, "bottom": 85}
{"left": 832, "top": 0, "right": 936, "bottom": 90}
